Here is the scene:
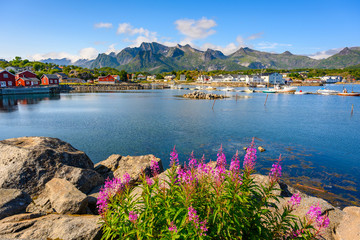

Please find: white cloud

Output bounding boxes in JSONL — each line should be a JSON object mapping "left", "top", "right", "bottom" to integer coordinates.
{"left": 247, "top": 32, "right": 264, "bottom": 40}
{"left": 94, "top": 22, "right": 113, "bottom": 29}
{"left": 117, "top": 23, "right": 156, "bottom": 38}
{"left": 200, "top": 42, "right": 238, "bottom": 55}
{"left": 257, "top": 42, "right": 292, "bottom": 49}
{"left": 31, "top": 47, "right": 98, "bottom": 62}
{"left": 105, "top": 43, "right": 121, "bottom": 54}
{"left": 175, "top": 17, "right": 216, "bottom": 40}
{"left": 308, "top": 48, "right": 342, "bottom": 59}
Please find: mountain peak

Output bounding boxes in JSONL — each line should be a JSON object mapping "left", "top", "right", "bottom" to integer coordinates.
{"left": 338, "top": 47, "right": 352, "bottom": 56}
{"left": 282, "top": 51, "right": 293, "bottom": 55}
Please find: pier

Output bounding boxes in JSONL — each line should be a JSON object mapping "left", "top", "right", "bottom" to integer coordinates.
{"left": 68, "top": 83, "right": 144, "bottom": 93}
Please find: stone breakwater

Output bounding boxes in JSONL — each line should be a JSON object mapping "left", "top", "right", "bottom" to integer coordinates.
{"left": 69, "top": 83, "right": 143, "bottom": 93}
{"left": 0, "top": 137, "right": 358, "bottom": 240}
{"left": 183, "top": 91, "right": 226, "bottom": 99}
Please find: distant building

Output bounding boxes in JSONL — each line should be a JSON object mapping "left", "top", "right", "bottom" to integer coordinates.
{"left": 52, "top": 66, "right": 62, "bottom": 71}
{"left": 147, "top": 75, "right": 156, "bottom": 81}
{"left": 98, "top": 75, "right": 116, "bottom": 84}
{"left": 196, "top": 75, "right": 211, "bottom": 83}
{"left": 5, "top": 66, "right": 21, "bottom": 73}
{"left": 247, "top": 75, "right": 264, "bottom": 84}
{"left": 260, "top": 73, "right": 284, "bottom": 84}
{"left": 179, "top": 74, "right": 186, "bottom": 81}
{"left": 61, "top": 78, "right": 85, "bottom": 84}
{"left": 0, "top": 70, "right": 16, "bottom": 88}
{"left": 137, "top": 74, "right": 146, "bottom": 80}
{"left": 15, "top": 71, "right": 40, "bottom": 87}
{"left": 164, "top": 75, "right": 176, "bottom": 81}
{"left": 41, "top": 74, "right": 60, "bottom": 85}
{"left": 55, "top": 72, "right": 69, "bottom": 82}
{"left": 320, "top": 76, "right": 342, "bottom": 83}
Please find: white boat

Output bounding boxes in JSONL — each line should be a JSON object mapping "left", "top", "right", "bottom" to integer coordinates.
{"left": 244, "top": 88, "right": 254, "bottom": 93}
{"left": 257, "top": 84, "right": 266, "bottom": 88}
{"left": 206, "top": 86, "right": 217, "bottom": 91}
{"left": 276, "top": 86, "right": 297, "bottom": 93}
{"left": 195, "top": 85, "right": 205, "bottom": 90}
{"left": 316, "top": 88, "right": 339, "bottom": 95}
{"left": 222, "top": 87, "right": 235, "bottom": 91}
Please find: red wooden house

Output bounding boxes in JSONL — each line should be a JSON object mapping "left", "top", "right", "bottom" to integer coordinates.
{"left": 0, "top": 70, "right": 16, "bottom": 88}
{"left": 98, "top": 75, "right": 116, "bottom": 84}
{"left": 15, "top": 70, "right": 40, "bottom": 87}
{"left": 41, "top": 74, "right": 60, "bottom": 85}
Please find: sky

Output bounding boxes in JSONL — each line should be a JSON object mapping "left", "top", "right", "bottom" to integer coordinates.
{"left": 1, "top": 0, "right": 359, "bottom": 62}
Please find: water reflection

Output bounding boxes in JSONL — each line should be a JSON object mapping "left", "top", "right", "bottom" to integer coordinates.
{"left": 0, "top": 94, "right": 60, "bottom": 112}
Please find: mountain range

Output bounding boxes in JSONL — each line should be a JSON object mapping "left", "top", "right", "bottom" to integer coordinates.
{"left": 41, "top": 42, "right": 360, "bottom": 73}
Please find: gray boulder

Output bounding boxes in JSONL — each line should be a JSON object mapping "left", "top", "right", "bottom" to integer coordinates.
{"left": 0, "top": 188, "right": 31, "bottom": 220}
{"left": 95, "top": 154, "right": 163, "bottom": 183}
{"left": 0, "top": 213, "right": 102, "bottom": 240}
{"left": 0, "top": 137, "right": 98, "bottom": 196}
{"left": 333, "top": 206, "right": 360, "bottom": 240}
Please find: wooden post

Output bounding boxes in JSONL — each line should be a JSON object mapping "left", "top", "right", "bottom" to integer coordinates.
{"left": 264, "top": 94, "right": 268, "bottom": 106}
{"left": 212, "top": 99, "right": 216, "bottom": 110}
{"left": 351, "top": 104, "right": 354, "bottom": 116}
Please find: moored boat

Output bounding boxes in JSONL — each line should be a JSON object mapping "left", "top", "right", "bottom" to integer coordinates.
{"left": 294, "top": 90, "right": 309, "bottom": 95}
{"left": 222, "top": 87, "right": 235, "bottom": 91}
{"left": 262, "top": 89, "right": 277, "bottom": 93}
{"left": 257, "top": 84, "right": 266, "bottom": 88}
{"left": 338, "top": 89, "right": 360, "bottom": 96}
{"left": 206, "top": 86, "right": 217, "bottom": 91}
{"left": 316, "top": 88, "right": 339, "bottom": 95}
{"left": 244, "top": 88, "right": 255, "bottom": 93}
{"left": 276, "top": 86, "right": 297, "bottom": 93}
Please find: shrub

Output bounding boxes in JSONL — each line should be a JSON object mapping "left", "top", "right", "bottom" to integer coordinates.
{"left": 97, "top": 139, "right": 329, "bottom": 239}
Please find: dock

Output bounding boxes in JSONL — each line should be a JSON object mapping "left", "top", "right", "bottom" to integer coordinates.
{"left": 0, "top": 86, "right": 59, "bottom": 95}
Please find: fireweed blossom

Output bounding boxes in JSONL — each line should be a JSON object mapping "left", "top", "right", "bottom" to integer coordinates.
{"left": 128, "top": 211, "right": 138, "bottom": 223}
{"left": 150, "top": 158, "right": 160, "bottom": 176}
{"left": 288, "top": 193, "right": 302, "bottom": 210}
{"left": 168, "top": 221, "right": 178, "bottom": 233}
{"left": 229, "top": 150, "right": 240, "bottom": 173}
{"left": 170, "top": 146, "right": 179, "bottom": 166}
{"left": 306, "top": 204, "right": 330, "bottom": 231}
{"left": 243, "top": 139, "right": 257, "bottom": 174}
{"left": 188, "top": 206, "right": 208, "bottom": 236}
{"left": 96, "top": 174, "right": 131, "bottom": 215}
{"left": 216, "top": 145, "right": 226, "bottom": 169}
{"left": 269, "top": 155, "right": 282, "bottom": 184}
{"left": 188, "top": 151, "right": 198, "bottom": 169}
{"left": 145, "top": 176, "right": 154, "bottom": 186}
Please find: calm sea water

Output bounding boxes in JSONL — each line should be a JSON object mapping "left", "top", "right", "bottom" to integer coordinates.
{"left": 1, "top": 84, "right": 359, "bottom": 207}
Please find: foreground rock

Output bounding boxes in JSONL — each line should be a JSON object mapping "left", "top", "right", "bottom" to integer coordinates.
{"left": 0, "top": 213, "right": 102, "bottom": 240}
{"left": 0, "top": 189, "right": 31, "bottom": 220}
{"left": 95, "top": 154, "right": 163, "bottom": 183}
{"left": 333, "top": 206, "right": 360, "bottom": 240}
{"left": 183, "top": 91, "right": 226, "bottom": 99}
{"left": 0, "top": 137, "right": 103, "bottom": 195}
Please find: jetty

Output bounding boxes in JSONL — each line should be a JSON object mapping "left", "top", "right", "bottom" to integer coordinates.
{"left": 0, "top": 86, "right": 59, "bottom": 95}
{"left": 68, "top": 83, "right": 143, "bottom": 93}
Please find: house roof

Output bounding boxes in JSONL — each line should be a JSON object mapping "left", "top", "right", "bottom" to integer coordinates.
{"left": 42, "top": 74, "right": 59, "bottom": 79}
{"left": 0, "top": 70, "right": 15, "bottom": 76}
{"left": 18, "top": 77, "right": 40, "bottom": 82}
{"left": 16, "top": 70, "right": 35, "bottom": 75}
{"left": 55, "top": 72, "right": 68, "bottom": 78}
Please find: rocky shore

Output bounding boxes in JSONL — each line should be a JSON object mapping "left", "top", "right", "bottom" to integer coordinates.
{"left": 0, "top": 137, "right": 359, "bottom": 240}
{"left": 183, "top": 91, "right": 226, "bottom": 99}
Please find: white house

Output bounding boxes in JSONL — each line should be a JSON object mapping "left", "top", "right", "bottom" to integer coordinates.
{"left": 260, "top": 73, "right": 284, "bottom": 84}
{"left": 247, "top": 75, "right": 264, "bottom": 84}
{"left": 179, "top": 74, "right": 186, "bottom": 81}
{"left": 237, "top": 75, "right": 250, "bottom": 83}
{"left": 197, "top": 75, "right": 211, "bottom": 83}
{"left": 320, "top": 76, "right": 342, "bottom": 83}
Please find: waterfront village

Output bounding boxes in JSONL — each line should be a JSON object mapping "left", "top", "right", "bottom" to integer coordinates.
{"left": 0, "top": 65, "right": 352, "bottom": 89}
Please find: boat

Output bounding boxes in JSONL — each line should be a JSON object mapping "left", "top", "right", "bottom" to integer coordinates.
{"left": 206, "top": 86, "right": 217, "bottom": 91}
{"left": 316, "top": 88, "right": 339, "bottom": 95}
{"left": 195, "top": 85, "right": 205, "bottom": 90}
{"left": 338, "top": 89, "right": 360, "bottom": 96}
{"left": 262, "top": 89, "right": 277, "bottom": 93}
{"left": 276, "top": 86, "right": 297, "bottom": 93}
{"left": 222, "top": 87, "right": 235, "bottom": 92}
{"left": 257, "top": 84, "right": 266, "bottom": 88}
{"left": 244, "top": 88, "right": 254, "bottom": 93}
{"left": 294, "top": 90, "right": 309, "bottom": 95}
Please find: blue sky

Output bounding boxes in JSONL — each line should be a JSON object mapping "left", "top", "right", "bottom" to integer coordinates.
{"left": 1, "top": 0, "right": 359, "bottom": 62}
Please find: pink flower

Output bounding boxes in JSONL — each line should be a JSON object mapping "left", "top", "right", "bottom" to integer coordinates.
{"left": 188, "top": 151, "right": 198, "bottom": 169}
{"left": 150, "top": 158, "right": 160, "bottom": 176}
{"left": 188, "top": 206, "right": 199, "bottom": 224}
{"left": 188, "top": 206, "right": 208, "bottom": 236}
{"left": 170, "top": 146, "right": 179, "bottom": 166}
{"left": 146, "top": 176, "right": 154, "bottom": 186}
{"left": 229, "top": 150, "right": 240, "bottom": 173}
{"left": 243, "top": 139, "right": 257, "bottom": 173}
{"left": 288, "top": 193, "right": 301, "bottom": 210}
{"left": 96, "top": 174, "right": 130, "bottom": 215}
{"left": 269, "top": 155, "right": 282, "bottom": 183}
{"left": 168, "top": 221, "right": 178, "bottom": 233}
{"left": 216, "top": 144, "right": 226, "bottom": 168}
{"left": 306, "top": 204, "right": 322, "bottom": 222}
{"left": 200, "top": 220, "right": 208, "bottom": 236}
{"left": 129, "top": 211, "right": 138, "bottom": 223}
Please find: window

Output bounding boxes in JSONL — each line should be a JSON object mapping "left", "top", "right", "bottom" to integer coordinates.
{"left": 3, "top": 74, "right": 8, "bottom": 78}
{"left": 8, "top": 82, "right": 12, "bottom": 86}
{"left": 50, "top": 80, "right": 53, "bottom": 84}
{"left": 26, "top": 81, "right": 29, "bottom": 85}
{"left": 54, "top": 80, "right": 57, "bottom": 83}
